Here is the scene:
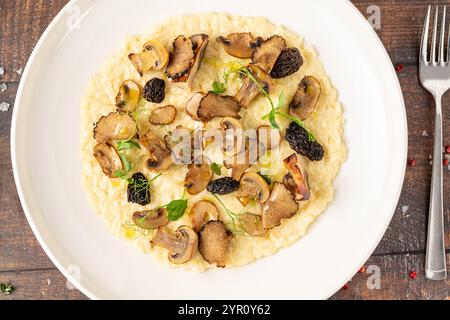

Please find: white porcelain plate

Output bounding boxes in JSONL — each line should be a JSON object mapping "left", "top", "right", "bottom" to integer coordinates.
{"left": 11, "top": 0, "right": 407, "bottom": 299}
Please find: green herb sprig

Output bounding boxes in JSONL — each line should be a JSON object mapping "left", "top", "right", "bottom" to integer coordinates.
{"left": 0, "top": 283, "right": 14, "bottom": 295}
{"left": 161, "top": 189, "right": 188, "bottom": 221}
{"left": 210, "top": 163, "right": 222, "bottom": 175}
{"left": 211, "top": 81, "right": 227, "bottom": 94}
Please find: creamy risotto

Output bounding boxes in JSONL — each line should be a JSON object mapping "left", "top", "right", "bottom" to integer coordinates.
{"left": 81, "top": 13, "right": 347, "bottom": 271}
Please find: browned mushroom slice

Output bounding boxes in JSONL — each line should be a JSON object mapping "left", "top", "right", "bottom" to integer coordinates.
{"left": 190, "top": 200, "right": 220, "bottom": 232}
{"left": 198, "top": 221, "right": 232, "bottom": 267}
{"left": 166, "top": 35, "right": 195, "bottom": 82}
{"left": 115, "top": 80, "right": 141, "bottom": 112}
{"left": 224, "top": 149, "right": 250, "bottom": 181}
{"left": 197, "top": 93, "right": 241, "bottom": 122}
{"left": 185, "top": 92, "right": 205, "bottom": 121}
{"left": 236, "top": 172, "right": 270, "bottom": 206}
{"left": 261, "top": 182, "right": 299, "bottom": 229}
{"left": 216, "top": 32, "right": 262, "bottom": 59}
{"left": 221, "top": 117, "right": 244, "bottom": 156}
{"left": 93, "top": 143, "right": 123, "bottom": 178}
{"left": 185, "top": 157, "right": 212, "bottom": 195}
{"left": 252, "top": 35, "right": 286, "bottom": 73}
{"left": 289, "top": 76, "right": 321, "bottom": 121}
{"left": 239, "top": 214, "right": 265, "bottom": 237}
{"left": 151, "top": 226, "right": 198, "bottom": 264}
{"left": 283, "top": 153, "right": 310, "bottom": 201}
{"left": 93, "top": 111, "right": 136, "bottom": 143}
{"left": 187, "top": 34, "right": 209, "bottom": 88}
{"left": 128, "top": 40, "right": 169, "bottom": 76}
{"left": 140, "top": 130, "right": 172, "bottom": 173}
{"left": 234, "top": 64, "right": 273, "bottom": 108}
{"left": 133, "top": 208, "right": 168, "bottom": 230}
{"left": 149, "top": 105, "right": 177, "bottom": 125}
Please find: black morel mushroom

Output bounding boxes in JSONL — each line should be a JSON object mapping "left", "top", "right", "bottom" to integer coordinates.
{"left": 143, "top": 78, "right": 165, "bottom": 103}
{"left": 284, "top": 122, "right": 324, "bottom": 161}
{"left": 127, "top": 172, "right": 151, "bottom": 205}
{"left": 270, "top": 48, "right": 303, "bottom": 79}
{"left": 206, "top": 177, "right": 240, "bottom": 195}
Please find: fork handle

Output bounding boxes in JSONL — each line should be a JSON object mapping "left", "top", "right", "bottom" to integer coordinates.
{"left": 426, "top": 94, "right": 447, "bottom": 281}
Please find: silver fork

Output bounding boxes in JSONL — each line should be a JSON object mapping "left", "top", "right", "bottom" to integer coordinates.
{"left": 419, "top": 5, "right": 448, "bottom": 281}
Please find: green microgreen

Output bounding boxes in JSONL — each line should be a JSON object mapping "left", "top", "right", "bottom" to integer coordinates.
{"left": 211, "top": 81, "right": 227, "bottom": 94}
{"left": 0, "top": 283, "right": 14, "bottom": 295}
{"left": 210, "top": 163, "right": 222, "bottom": 176}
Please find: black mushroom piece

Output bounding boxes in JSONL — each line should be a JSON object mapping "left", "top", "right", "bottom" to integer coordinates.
{"left": 289, "top": 76, "right": 321, "bottom": 121}
{"left": 127, "top": 172, "right": 151, "bottom": 206}
{"left": 93, "top": 143, "right": 123, "bottom": 178}
{"left": 149, "top": 105, "right": 177, "bottom": 125}
{"left": 165, "top": 34, "right": 209, "bottom": 87}
{"left": 270, "top": 48, "right": 303, "bottom": 79}
{"left": 198, "top": 221, "right": 232, "bottom": 267}
{"left": 133, "top": 208, "right": 168, "bottom": 230}
{"left": 284, "top": 122, "right": 324, "bottom": 161}
{"left": 93, "top": 111, "right": 136, "bottom": 143}
{"left": 261, "top": 182, "right": 299, "bottom": 229}
{"left": 283, "top": 153, "right": 310, "bottom": 202}
{"left": 197, "top": 92, "right": 242, "bottom": 122}
{"left": 216, "top": 32, "right": 262, "bottom": 59}
{"left": 251, "top": 35, "right": 286, "bottom": 73}
{"left": 206, "top": 177, "right": 240, "bottom": 195}
{"left": 143, "top": 78, "right": 165, "bottom": 103}
{"left": 235, "top": 64, "right": 273, "bottom": 108}
{"left": 151, "top": 226, "right": 198, "bottom": 264}
{"left": 184, "top": 157, "right": 212, "bottom": 195}
{"left": 140, "top": 130, "right": 173, "bottom": 173}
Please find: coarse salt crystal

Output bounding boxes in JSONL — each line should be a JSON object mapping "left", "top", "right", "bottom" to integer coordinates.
{"left": 47, "top": 278, "right": 52, "bottom": 286}
{"left": 0, "top": 83, "right": 7, "bottom": 92}
{"left": 401, "top": 205, "right": 409, "bottom": 214}
{"left": 422, "top": 131, "right": 428, "bottom": 136}
{"left": 15, "top": 68, "right": 23, "bottom": 76}
{"left": 0, "top": 67, "right": 4, "bottom": 76}
{"left": 0, "top": 102, "right": 10, "bottom": 112}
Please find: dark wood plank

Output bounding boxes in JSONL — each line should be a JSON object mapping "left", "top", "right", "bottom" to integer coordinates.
{"left": 0, "top": 0, "right": 448, "bottom": 300}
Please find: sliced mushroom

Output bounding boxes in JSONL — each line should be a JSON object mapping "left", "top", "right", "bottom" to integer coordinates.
{"left": 236, "top": 172, "right": 270, "bottom": 206}
{"left": 198, "top": 221, "right": 232, "bottom": 267}
{"left": 224, "top": 149, "right": 250, "bottom": 181}
{"left": 115, "top": 80, "right": 141, "bottom": 112}
{"left": 140, "top": 130, "right": 172, "bottom": 173}
{"left": 129, "top": 40, "right": 169, "bottom": 76}
{"left": 133, "top": 208, "right": 168, "bottom": 230}
{"left": 185, "top": 92, "right": 205, "bottom": 121}
{"left": 151, "top": 226, "right": 198, "bottom": 264}
{"left": 283, "top": 153, "right": 310, "bottom": 201}
{"left": 190, "top": 200, "right": 220, "bottom": 232}
{"left": 216, "top": 32, "right": 262, "bottom": 59}
{"left": 187, "top": 34, "right": 209, "bottom": 88}
{"left": 94, "top": 111, "right": 136, "bottom": 143}
{"left": 235, "top": 64, "right": 273, "bottom": 108}
{"left": 261, "top": 182, "right": 299, "bottom": 229}
{"left": 221, "top": 117, "right": 244, "bottom": 156}
{"left": 197, "top": 92, "right": 241, "bottom": 122}
{"left": 185, "top": 157, "right": 212, "bottom": 195}
{"left": 166, "top": 34, "right": 209, "bottom": 87}
{"left": 257, "top": 125, "right": 280, "bottom": 154}
{"left": 289, "top": 76, "right": 321, "bottom": 121}
{"left": 93, "top": 143, "right": 123, "bottom": 178}
{"left": 149, "top": 105, "right": 177, "bottom": 125}
{"left": 252, "top": 35, "right": 286, "bottom": 73}
{"left": 239, "top": 214, "right": 265, "bottom": 237}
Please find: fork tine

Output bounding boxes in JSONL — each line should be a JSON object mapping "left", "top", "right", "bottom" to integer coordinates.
{"left": 439, "top": 6, "right": 447, "bottom": 64}
{"left": 432, "top": 6, "right": 439, "bottom": 63}
{"left": 421, "top": 6, "right": 431, "bottom": 63}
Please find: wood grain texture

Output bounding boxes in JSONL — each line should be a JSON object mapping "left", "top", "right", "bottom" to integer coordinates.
{"left": 0, "top": 0, "right": 449, "bottom": 300}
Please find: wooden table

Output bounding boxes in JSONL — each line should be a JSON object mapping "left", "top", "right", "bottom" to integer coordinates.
{"left": 0, "top": 0, "right": 448, "bottom": 300}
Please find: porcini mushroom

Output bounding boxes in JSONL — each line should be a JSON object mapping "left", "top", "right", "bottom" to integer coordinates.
{"left": 184, "top": 157, "right": 212, "bottom": 195}
{"left": 128, "top": 39, "right": 169, "bottom": 76}
{"left": 197, "top": 92, "right": 241, "bottom": 122}
{"left": 224, "top": 149, "right": 251, "bottom": 181}
{"left": 283, "top": 153, "right": 310, "bottom": 201}
{"left": 289, "top": 76, "right": 321, "bottom": 121}
{"left": 216, "top": 32, "right": 262, "bottom": 59}
{"left": 221, "top": 117, "right": 244, "bottom": 156}
{"left": 261, "top": 182, "right": 299, "bottom": 229}
{"left": 190, "top": 200, "right": 220, "bottom": 232}
{"left": 140, "top": 130, "right": 172, "bottom": 173}
{"left": 251, "top": 35, "right": 286, "bottom": 73}
{"left": 149, "top": 105, "right": 177, "bottom": 125}
{"left": 151, "top": 226, "right": 198, "bottom": 264}
{"left": 93, "top": 111, "right": 136, "bottom": 143}
{"left": 115, "top": 80, "right": 141, "bottom": 112}
{"left": 133, "top": 208, "right": 168, "bottom": 230}
{"left": 185, "top": 92, "right": 205, "bottom": 121}
{"left": 93, "top": 143, "right": 123, "bottom": 178}
{"left": 187, "top": 34, "right": 209, "bottom": 88}
{"left": 236, "top": 172, "right": 270, "bottom": 206}
{"left": 235, "top": 64, "right": 273, "bottom": 108}
{"left": 198, "top": 221, "right": 232, "bottom": 267}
